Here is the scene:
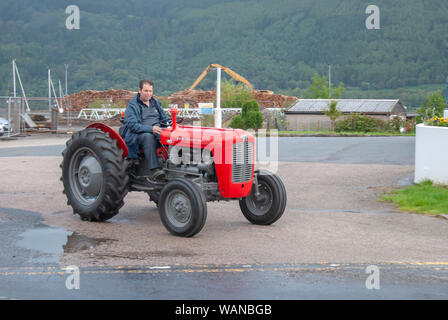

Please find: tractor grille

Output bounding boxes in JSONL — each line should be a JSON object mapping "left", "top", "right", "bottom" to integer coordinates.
{"left": 232, "top": 141, "right": 253, "bottom": 183}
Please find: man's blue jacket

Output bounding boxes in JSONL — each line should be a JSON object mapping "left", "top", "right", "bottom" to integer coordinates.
{"left": 120, "top": 93, "right": 168, "bottom": 158}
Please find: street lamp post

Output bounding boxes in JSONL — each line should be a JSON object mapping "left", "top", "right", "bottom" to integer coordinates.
{"left": 215, "top": 67, "right": 222, "bottom": 128}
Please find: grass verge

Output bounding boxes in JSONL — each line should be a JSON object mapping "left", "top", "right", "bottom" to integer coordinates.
{"left": 380, "top": 180, "right": 448, "bottom": 216}
{"left": 276, "top": 131, "right": 415, "bottom": 136}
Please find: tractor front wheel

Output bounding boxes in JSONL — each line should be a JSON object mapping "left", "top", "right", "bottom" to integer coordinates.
{"left": 159, "top": 179, "right": 207, "bottom": 237}
{"left": 239, "top": 170, "right": 287, "bottom": 225}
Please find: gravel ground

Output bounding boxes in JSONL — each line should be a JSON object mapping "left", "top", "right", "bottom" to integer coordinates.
{"left": 1, "top": 153, "right": 446, "bottom": 269}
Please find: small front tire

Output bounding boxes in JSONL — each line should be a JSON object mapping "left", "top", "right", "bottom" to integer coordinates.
{"left": 159, "top": 179, "right": 207, "bottom": 237}
{"left": 239, "top": 170, "right": 286, "bottom": 225}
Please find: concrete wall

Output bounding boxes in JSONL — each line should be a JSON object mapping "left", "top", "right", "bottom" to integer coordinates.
{"left": 415, "top": 124, "right": 448, "bottom": 184}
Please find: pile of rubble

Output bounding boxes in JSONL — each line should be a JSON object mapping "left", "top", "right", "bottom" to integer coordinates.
{"left": 67, "top": 88, "right": 298, "bottom": 112}
{"left": 252, "top": 90, "right": 298, "bottom": 109}
{"left": 67, "top": 89, "right": 136, "bottom": 111}
{"left": 168, "top": 89, "right": 297, "bottom": 109}
{"left": 167, "top": 90, "right": 215, "bottom": 109}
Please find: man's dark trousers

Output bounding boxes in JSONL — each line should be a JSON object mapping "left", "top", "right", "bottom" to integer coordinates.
{"left": 137, "top": 132, "right": 160, "bottom": 170}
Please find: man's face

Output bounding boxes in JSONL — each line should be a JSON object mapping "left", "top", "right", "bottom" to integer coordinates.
{"left": 139, "top": 83, "right": 153, "bottom": 102}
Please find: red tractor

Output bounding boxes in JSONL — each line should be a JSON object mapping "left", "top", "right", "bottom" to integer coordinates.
{"left": 60, "top": 109, "right": 286, "bottom": 237}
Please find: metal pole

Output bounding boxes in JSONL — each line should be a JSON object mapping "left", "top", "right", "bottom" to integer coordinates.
{"left": 14, "top": 62, "right": 30, "bottom": 112}
{"left": 65, "top": 64, "right": 68, "bottom": 96}
{"left": 48, "top": 69, "right": 51, "bottom": 111}
{"left": 59, "top": 80, "right": 63, "bottom": 107}
{"left": 8, "top": 97, "right": 11, "bottom": 137}
{"left": 12, "top": 60, "right": 16, "bottom": 98}
{"left": 215, "top": 67, "right": 222, "bottom": 128}
{"left": 50, "top": 77, "right": 61, "bottom": 111}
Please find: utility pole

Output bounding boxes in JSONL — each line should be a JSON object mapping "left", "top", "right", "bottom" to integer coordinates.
{"left": 328, "top": 64, "right": 332, "bottom": 98}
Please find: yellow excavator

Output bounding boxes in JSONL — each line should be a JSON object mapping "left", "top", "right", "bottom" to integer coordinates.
{"left": 189, "top": 64, "right": 253, "bottom": 92}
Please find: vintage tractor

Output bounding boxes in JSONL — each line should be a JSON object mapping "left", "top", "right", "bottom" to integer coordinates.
{"left": 60, "top": 108, "right": 286, "bottom": 237}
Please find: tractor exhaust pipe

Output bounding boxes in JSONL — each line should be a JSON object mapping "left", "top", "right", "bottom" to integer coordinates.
{"left": 170, "top": 108, "right": 178, "bottom": 130}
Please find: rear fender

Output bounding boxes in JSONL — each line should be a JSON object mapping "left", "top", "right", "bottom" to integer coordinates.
{"left": 86, "top": 122, "right": 128, "bottom": 158}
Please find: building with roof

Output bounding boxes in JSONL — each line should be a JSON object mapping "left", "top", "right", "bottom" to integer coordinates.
{"left": 284, "top": 99, "right": 407, "bottom": 131}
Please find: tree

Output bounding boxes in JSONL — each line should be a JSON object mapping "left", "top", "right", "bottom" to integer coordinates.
{"left": 229, "top": 99, "right": 263, "bottom": 130}
{"left": 221, "top": 80, "right": 253, "bottom": 108}
{"left": 416, "top": 91, "right": 446, "bottom": 123}
{"left": 304, "top": 74, "right": 345, "bottom": 99}
{"left": 323, "top": 100, "right": 342, "bottom": 132}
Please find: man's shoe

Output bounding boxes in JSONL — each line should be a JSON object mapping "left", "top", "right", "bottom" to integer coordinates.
{"left": 151, "top": 168, "right": 166, "bottom": 180}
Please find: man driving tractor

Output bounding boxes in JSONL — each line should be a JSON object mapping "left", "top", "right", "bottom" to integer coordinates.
{"left": 120, "top": 80, "right": 167, "bottom": 180}
{"left": 61, "top": 78, "right": 286, "bottom": 237}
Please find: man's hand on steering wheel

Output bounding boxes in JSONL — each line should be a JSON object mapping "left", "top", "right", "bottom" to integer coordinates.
{"left": 152, "top": 125, "right": 162, "bottom": 135}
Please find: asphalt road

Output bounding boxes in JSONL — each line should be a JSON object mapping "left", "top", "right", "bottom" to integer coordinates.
{"left": 0, "top": 134, "right": 447, "bottom": 300}
{"left": 0, "top": 135, "right": 415, "bottom": 165}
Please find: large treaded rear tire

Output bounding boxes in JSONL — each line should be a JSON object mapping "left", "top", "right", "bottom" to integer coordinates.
{"left": 159, "top": 179, "right": 207, "bottom": 237}
{"left": 239, "top": 169, "right": 286, "bottom": 225}
{"left": 60, "top": 128, "right": 129, "bottom": 221}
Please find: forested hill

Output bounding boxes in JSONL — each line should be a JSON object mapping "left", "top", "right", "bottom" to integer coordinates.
{"left": 1, "top": 0, "right": 448, "bottom": 106}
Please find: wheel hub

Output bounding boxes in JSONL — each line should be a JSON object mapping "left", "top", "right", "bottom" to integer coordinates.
{"left": 248, "top": 181, "right": 273, "bottom": 215}
{"left": 79, "top": 167, "right": 91, "bottom": 186}
{"left": 173, "top": 196, "right": 190, "bottom": 223}
{"left": 166, "top": 191, "right": 191, "bottom": 227}
{"left": 78, "top": 156, "right": 102, "bottom": 197}
{"left": 69, "top": 148, "right": 104, "bottom": 206}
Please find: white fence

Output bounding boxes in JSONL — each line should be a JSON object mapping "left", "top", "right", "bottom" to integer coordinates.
{"left": 77, "top": 108, "right": 242, "bottom": 121}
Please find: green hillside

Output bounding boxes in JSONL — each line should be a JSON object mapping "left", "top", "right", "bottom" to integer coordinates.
{"left": 1, "top": 0, "right": 448, "bottom": 107}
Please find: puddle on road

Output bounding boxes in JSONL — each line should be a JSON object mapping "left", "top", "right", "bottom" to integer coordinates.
{"left": 16, "top": 223, "right": 116, "bottom": 261}
{"left": 63, "top": 233, "right": 116, "bottom": 253}
{"left": 16, "top": 223, "right": 72, "bottom": 257}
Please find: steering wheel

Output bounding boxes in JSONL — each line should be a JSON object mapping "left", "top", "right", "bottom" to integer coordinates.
{"left": 155, "top": 117, "right": 183, "bottom": 128}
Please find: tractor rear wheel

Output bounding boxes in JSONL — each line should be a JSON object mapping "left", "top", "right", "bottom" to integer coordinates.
{"left": 60, "top": 128, "right": 129, "bottom": 221}
{"left": 159, "top": 179, "right": 207, "bottom": 237}
{"left": 239, "top": 170, "right": 286, "bottom": 225}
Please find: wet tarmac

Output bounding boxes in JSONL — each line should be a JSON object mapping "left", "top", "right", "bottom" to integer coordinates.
{"left": 16, "top": 223, "right": 71, "bottom": 263}
{"left": 0, "top": 136, "right": 415, "bottom": 165}
{"left": 1, "top": 135, "right": 447, "bottom": 300}
{"left": 0, "top": 262, "right": 447, "bottom": 299}
{"left": 0, "top": 206, "right": 116, "bottom": 267}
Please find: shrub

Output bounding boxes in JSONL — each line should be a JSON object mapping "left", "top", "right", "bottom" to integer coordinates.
{"left": 229, "top": 115, "right": 246, "bottom": 129}
{"left": 229, "top": 99, "right": 263, "bottom": 130}
{"left": 416, "top": 91, "right": 446, "bottom": 123}
{"left": 335, "top": 114, "right": 380, "bottom": 132}
{"left": 245, "top": 111, "right": 263, "bottom": 130}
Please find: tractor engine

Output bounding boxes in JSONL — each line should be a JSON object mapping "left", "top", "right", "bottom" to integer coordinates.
{"left": 159, "top": 124, "right": 256, "bottom": 200}
{"left": 166, "top": 145, "right": 216, "bottom": 180}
